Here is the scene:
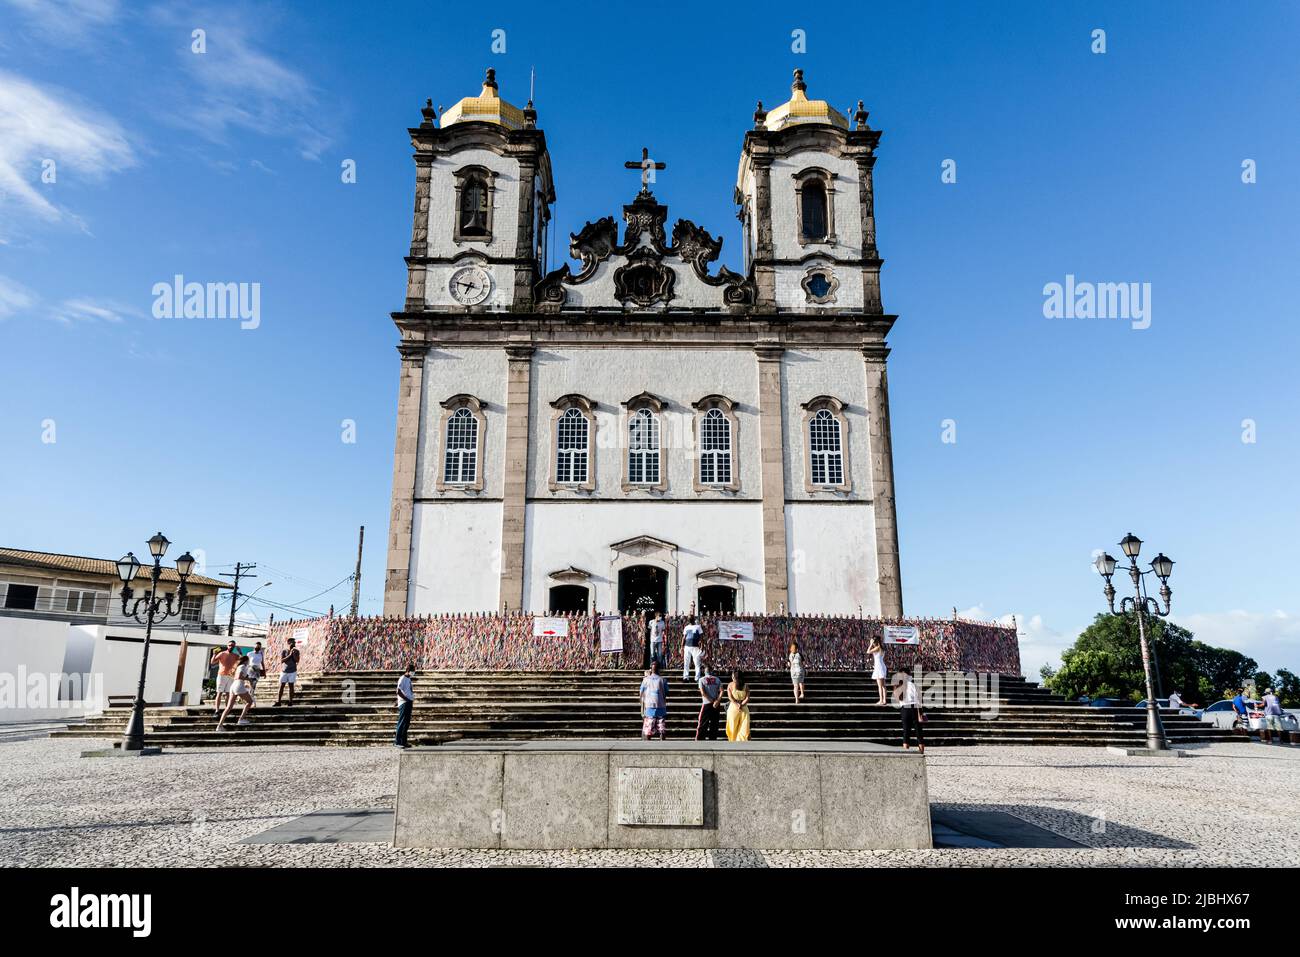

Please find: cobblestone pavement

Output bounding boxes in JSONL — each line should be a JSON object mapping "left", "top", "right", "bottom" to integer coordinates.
{"left": 1, "top": 737, "right": 1296, "bottom": 867}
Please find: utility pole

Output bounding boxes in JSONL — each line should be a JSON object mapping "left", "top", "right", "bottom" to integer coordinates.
{"left": 221, "top": 562, "right": 257, "bottom": 638}
{"left": 349, "top": 525, "right": 364, "bottom": 617}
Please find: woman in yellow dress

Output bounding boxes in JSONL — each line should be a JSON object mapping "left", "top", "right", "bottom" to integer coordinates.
{"left": 725, "top": 669, "right": 751, "bottom": 741}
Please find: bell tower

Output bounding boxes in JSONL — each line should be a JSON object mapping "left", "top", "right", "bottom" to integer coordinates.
{"left": 405, "top": 69, "right": 556, "bottom": 313}
{"left": 735, "top": 70, "right": 883, "bottom": 314}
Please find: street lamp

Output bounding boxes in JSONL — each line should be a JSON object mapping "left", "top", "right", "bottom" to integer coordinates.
{"left": 116, "top": 533, "right": 196, "bottom": 752}
{"left": 1094, "top": 532, "right": 1176, "bottom": 751}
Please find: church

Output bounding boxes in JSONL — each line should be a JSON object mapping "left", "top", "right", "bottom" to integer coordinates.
{"left": 382, "top": 69, "right": 903, "bottom": 620}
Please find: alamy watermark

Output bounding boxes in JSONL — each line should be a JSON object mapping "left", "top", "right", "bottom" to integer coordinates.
{"left": 1043, "top": 274, "right": 1151, "bottom": 330}
{"left": 151, "top": 275, "right": 261, "bottom": 329}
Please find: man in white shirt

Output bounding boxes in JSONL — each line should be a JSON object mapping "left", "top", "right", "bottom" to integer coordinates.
{"left": 1167, "top": 690, "right": 1198, "bottom": 712}
{"left": 649, "top": 613, "right": 667, "bottom": 670}
{"left": 681, "top": 615, "right": 704, "bottom": 682}
{"left": 394, "top": 665, "right": 415, "bottom": 749}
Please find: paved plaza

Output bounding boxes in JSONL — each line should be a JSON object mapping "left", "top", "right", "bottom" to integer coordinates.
{"left": 1, "top": 735, "right": 1296, "bottom": 867}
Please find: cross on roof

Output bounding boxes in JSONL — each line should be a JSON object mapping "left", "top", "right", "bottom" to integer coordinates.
{"left": 623, "top": 147, "right": 666, "bottom": 191}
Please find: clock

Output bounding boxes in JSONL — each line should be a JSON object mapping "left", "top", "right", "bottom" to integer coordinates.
{"left": 449, "top": 266, "right": 492, "bottom": 306}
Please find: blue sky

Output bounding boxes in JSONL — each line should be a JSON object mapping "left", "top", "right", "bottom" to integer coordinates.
{"left": 1, "top": 1, "right": 1297, "bottom": 677}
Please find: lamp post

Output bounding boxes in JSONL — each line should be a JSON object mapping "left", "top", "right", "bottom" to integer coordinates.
{"left": 1093, "top": 533, "right": 1176, "bottom": 751}
{"left": 116, "top": 533, "right": 196, "bottom": 752}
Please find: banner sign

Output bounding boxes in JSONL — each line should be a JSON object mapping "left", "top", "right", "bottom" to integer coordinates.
{"left": 292, "top": 627, "right": 310, "bottom": 646}
{"left": 717, "top": 620, "right": 754, "bottom": 642}
{"left": 533, "top": 617, "right": 570, "bottom": 638}
{"left": 598, "top": 615, "right": 623, "bottom": 654}
{"left": 882, "top": 625, "right": 920, "bottom": 645}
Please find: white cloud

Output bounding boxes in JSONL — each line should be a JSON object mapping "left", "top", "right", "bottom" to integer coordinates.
{"left": 0, "top": 274, "right": 38, "bottom": 319}
{"left": 957, "top": 604, "right": 1078, "bottom": 679}
{"left": 47, "top": 296, "right": 144, "bottom": 324}
{"left": 1, "top": 0, "right": 121, "bottom": 47}
{"left": 0, "top": 70, "right": 135, "bottom": 228}
{"left": 154, "top": 7, "right": 330, "bottom": 160}
{"left": 1177, "top": 609, "right": 1300, "bottom": 674}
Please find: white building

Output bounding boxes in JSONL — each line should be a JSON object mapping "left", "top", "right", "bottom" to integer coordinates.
{"left": 384, "top": 70, "right": 903, "bottom": 618}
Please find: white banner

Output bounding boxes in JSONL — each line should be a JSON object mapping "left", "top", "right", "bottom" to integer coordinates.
{"left": 533, "top": 616, "right": 569, "bottom": 638}
{"left": 291, "top": 627, "right": 310, "bottom": 647}
{"left": 598, "top": 615, "right": 623, "bottom": 654}
{"left": 717, "top": 620, "right": 753, "bottom": 642}
{"left": 882, "top": 625, "right": 920, "bottom": 645}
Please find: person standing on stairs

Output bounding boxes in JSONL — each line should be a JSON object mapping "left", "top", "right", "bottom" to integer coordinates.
{"left": 395, "top": 664, "right": 415, "bottom": 749}
{"left": 681, "top": 615, "right": 704, "bottom": 682}
{"left": 639, "top": 661, "right": 669, "bottom": 741}
{"left": 649, "top": 612, "right": 667, "bottom": 670}
{"left": 788, "top": 641, "right": 807, "bottom": 704}
{"left": 867, "top": 635, "right": 887, "bottom": 705}
{"left": 895, "top": 665, "right": 925, "bottom": 754}
{"left": 274, "top": 637, "right": 300, "bottom": 707}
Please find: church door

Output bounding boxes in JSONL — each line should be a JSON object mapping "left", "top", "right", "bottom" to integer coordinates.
{"left": 548, "top": 585, "right": 588, "bottom": 614}
{"left": 697, "top": 585, "right": 736, "bottom": 614}
{"left": 618, "top": 565, "right": 667, "bottom": 615}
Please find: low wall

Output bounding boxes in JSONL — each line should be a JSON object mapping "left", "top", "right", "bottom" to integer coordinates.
{"left": 265, "top": 612, "right": 1020, "bottom": 675}
{"left": 394, "top": 740, "right": 932, "bottom": 850}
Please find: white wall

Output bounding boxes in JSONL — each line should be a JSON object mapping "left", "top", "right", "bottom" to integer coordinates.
{"left": 780, "top": 348, "right": 872, "bottom": 500}
{"left": 523, "top": 500, "right": 764, "bottom": 614}
{"left": 527, "top": 347, "right": 762, "bottom": 499}
{"left": 0, "top": 617, "right": 215, "bottom": 723}
{"left": 416, "top": 346, "right": 508, "bottom": 499}
{"left": 785, "top": 503, "right": 879, "bottom": 615}
{"left": 409, "top": 500, "right": 504, "bottom": 613}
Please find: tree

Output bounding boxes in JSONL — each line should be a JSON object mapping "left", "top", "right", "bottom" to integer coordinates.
{"left": 1044, "top": 613, "right": 1258, "bottom": 703}
{"left": 1275, "top": 669, "right": 1300, "bottom": 708}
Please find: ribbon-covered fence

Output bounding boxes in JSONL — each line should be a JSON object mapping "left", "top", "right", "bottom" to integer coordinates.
{"left": 265, "top": 613, "right": 1020, "bottom": 676}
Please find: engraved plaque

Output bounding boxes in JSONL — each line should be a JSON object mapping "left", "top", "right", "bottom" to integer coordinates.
{"left": 617, "top": 767, "right": 705, "bottom": 826}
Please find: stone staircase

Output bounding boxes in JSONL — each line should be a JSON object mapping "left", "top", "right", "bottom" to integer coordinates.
{"left": 51, "top": 671, "right": 1240, "bottom": 749}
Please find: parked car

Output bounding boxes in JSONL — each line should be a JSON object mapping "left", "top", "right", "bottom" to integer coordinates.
{"left": 1136, "top": 698, "right": 1202, "bottom": 718}
{"left": 1083, "top": 697, "right": 1132, "bottom": 708}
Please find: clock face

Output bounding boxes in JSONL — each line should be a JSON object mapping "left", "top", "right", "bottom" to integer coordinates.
{"left": 449, "top": 266, "right": 492, "bottom": 306}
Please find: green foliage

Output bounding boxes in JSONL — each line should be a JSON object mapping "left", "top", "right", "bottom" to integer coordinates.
{"left": 1044, "top": 613, "right": 1259, "bottom": 704}
{"left": 1275, "top": 669, "right": 1300, "bottom": 708}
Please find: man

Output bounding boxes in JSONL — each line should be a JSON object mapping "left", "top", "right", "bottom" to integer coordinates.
{"left": 1232, "top": 688, "right": 1251, "bottom": 727}
{"left": 274, "top": 637, "right": 300, "bottom": 707}
{"left": 1167, "top": 690, "right": 1198, "bottom": 712}
{"left": 695, "top": 664, "right": 723, "bottom": 741}
{"left": 395, "top": 664, "right": 415, "bottom": 749}
{"left": 1261, "top": 688, "right": 1284, "bottom": 743}
{"left": 248, "top": 642, "right": 266, "bottom": 693}
{"left": 209, "top": 641, "right": 241, "bottom": 716}
{"left": 681, "top": 615, "right": 704, "bottom": 682}
{"left": 649, "top": 612, "right": 667, "bottom": 670}
{"left": 639, "top": 661, "right": 668, "bottom": 741}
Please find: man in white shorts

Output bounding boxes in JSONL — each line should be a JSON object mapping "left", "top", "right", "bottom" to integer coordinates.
{"left": 210, "top": 641, "right": 240, "bottom": 715}
{"left": 274, "top": 637, "right": 300, "bottom": 707}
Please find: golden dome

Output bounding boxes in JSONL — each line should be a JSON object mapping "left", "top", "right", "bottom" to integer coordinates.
{"left": 761, "top": 70, "right": 848, "bottom": 131}
{"left": 440, "top": 69, "right": 526, "bottom": 130}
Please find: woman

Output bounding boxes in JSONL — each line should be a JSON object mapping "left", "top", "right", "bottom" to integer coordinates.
{"left": 726, "top": 669, "right": 751, "bottom": 742}
{"left": 218, "top": 655, "right": 256, "bottom": 730}
{"left": 868, "top": 635, "right": 887, "bottom": 705}
{"left": 896, "top": 665, "right": 925, "bottom": 753}
{"left": 787, "top": 641, "right": 806, "bottom": 703}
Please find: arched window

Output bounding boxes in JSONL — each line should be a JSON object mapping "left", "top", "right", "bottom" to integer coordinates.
{"left": 443, "top": 408, "right": 478, "bottom": 485}
{"left": 793, "top": 168, "right": 836, "bottom": 246}
{"left": 627, "top": 408, "right": 660, "bottom": 485}
{"left": 800, "top": 180, "right": 828, "bottom": 241}
{"left": 453, "top": 167, "right": 496, "bottom": 243}
{"left": 700, "top": 409, "right": 732, "bottom": 485}
{"left": 460, "top": 177, "right": 490, "bottom": 236}
{"left": 556, "top": 407, "right": 589, "bottom": 485}
{"left": 435, "top": 395, "right": 486, "bottom": 493}
{"left": 809, "top": 409, "right": 844, "bottom": 486}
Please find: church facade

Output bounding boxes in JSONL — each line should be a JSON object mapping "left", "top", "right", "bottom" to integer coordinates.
{"left": 383, "top": 69, "right": 903, "bottom": 619}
